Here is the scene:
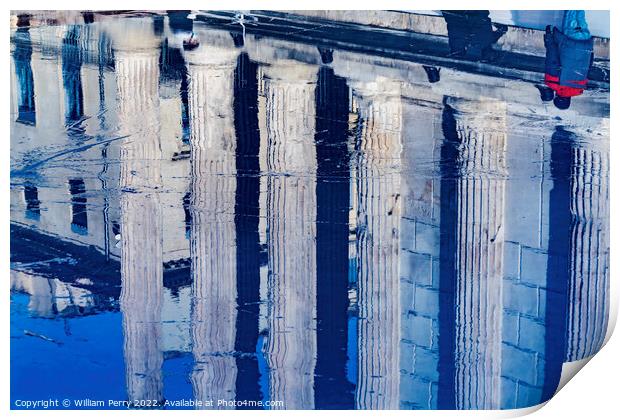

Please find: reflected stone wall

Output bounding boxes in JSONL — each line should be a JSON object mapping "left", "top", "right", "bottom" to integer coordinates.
{"left": 501, "top": 121, "right": 610, "bottom": 408}
{"left": 398, "top": 93, "right": 444, "bottom": 410}
{"left": 500, "top": 117, "right": 552, "bottom": 408}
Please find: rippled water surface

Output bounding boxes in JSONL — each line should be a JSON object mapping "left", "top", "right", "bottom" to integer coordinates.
{"left": 10, "top": 11, "right": 610, "bottom": 410}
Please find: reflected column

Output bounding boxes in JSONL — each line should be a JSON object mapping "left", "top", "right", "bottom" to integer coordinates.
{"left": 112, "top": 21, "right": 165, "bottom": 406}
{"left": 263, "top": 61, "right": 318, "bottom": 409}
{"left": 564, "top": 129, "right": 610, "bottom": 361}
{"left": 184, "top": 37, "right": 239, "bottom": 407}
{"left": 352, "top": 79, "right": 403, "bottom": 410}
{"left": 439, "top": 97, "right": 507, "bottom": 409}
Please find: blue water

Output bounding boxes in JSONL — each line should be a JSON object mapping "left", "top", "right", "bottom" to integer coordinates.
{"left": 10, "top": 11, "right": 610, "bottom": 410}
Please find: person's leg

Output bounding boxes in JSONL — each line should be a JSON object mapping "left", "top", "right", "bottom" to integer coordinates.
{"left": 536, "top": 84, "right": 555, "bottom": 102}
{"left": 544, "top": 26, "right": 562, "bottom": 77}
{"left": 442, "top": 11, "right": 470, "bottom": 57}
{"left": 553, "top": 95, "right": 571, "bottom": 110}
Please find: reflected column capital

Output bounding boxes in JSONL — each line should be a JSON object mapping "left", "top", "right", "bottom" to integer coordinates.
{"left": 446, "top": 96, "right": 508, "bottom": 176}
{"left": 182, "top": 28, "right": 240, "bottom": 68}
{"left": 445, "top": 96, "right": 508, "bottom": 134}
{"left": 350, "top": 77, "right": 403, "bottom": 161}
{"left": 348, "top": 77, "right": 402, "bottom": 100}
{"left": 261, "top": 59, "right": 319, "bottom": 84}
{"left": 105, "top": 17, "right": 161, "bottom": 53}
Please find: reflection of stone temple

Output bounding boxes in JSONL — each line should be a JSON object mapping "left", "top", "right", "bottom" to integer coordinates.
{"left": 10, "top": 13, "right": 610, "bottom": 410}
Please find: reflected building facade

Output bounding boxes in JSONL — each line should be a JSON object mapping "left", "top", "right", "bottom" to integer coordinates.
{"left": 9, "top": 12, "right": 611, "bottom": 411}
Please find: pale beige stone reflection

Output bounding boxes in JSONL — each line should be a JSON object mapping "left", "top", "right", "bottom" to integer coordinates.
{"left": 10, "top": 271, "right": 95, "bottom": 317}
{"left": 263, "top": 60, "right": 318, "bottom": 410}
{"left": 183, "top": 31, "right": 240, "bottom": 408}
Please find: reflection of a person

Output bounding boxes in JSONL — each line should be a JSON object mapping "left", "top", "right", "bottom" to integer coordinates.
{"left": 538, "top": 11, "right": 594, "bottom": 110}
{"left": 442, "top": 11, "right": 507, "bottom": 61}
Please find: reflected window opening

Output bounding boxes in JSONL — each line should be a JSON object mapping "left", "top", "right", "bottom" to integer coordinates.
{"left": 183, "top": 191, "right": 191, "bottom": 238}
{"left": 68, "top": 178, "right": 88, "bottom": 235}
{"left": 24, "top": 183, "right": 40, "bottom": 220}
{"left": 13, "top": 27, "right": 36, "bottom": 126}
{"left": 180, "top": 72, "right": 190, "bottom": 144}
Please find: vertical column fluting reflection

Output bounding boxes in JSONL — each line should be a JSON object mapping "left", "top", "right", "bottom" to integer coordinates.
{"left": 184, "top": 41, "right": 239, "bottom": 407}
{"left": 565, "top": 132, "right": 610, "bottom": 361}
{"left": 113, "top": 22, "right": 164, "bottom": 405}
{"left": 263, "top": 61, "right": 318, "bottom": 410}
{"left": 352, "top": 79, "right": 403, "bottom": 410}
{"left": 440, "top": 97, "right": 507, "bottom": 410}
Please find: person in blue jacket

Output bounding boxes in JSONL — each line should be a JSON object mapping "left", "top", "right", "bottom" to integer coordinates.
{"left": 539, "top": 11, "right": 594, "bottom": 110}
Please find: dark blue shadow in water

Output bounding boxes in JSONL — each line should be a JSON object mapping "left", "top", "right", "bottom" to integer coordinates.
{"left": 314, "top": 66, "right": 356, "bottom": 409}
{"left": 436, "top": 100, "right": 459, "bottom": 410}
{"left": 233, "top": 52, "right": 263, "bottom": 407}
{"left": 541, "top": 126, "right": 572, "bottom": 401}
